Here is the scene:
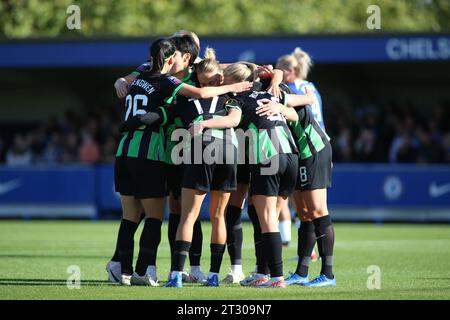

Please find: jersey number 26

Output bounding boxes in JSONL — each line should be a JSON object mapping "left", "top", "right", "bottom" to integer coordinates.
{"left": 125, "top": 94, "right": 148, "bottom": 120}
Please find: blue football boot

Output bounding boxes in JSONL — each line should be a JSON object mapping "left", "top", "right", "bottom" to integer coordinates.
{"left": 284, "top": 272, "right": 309, "bottom": 286}
{"left": 301, "top": 274, "right": 336, "bottom": 287}
{"left": 164, "top": 272, "right": 182, "bottom": 288}
{"left": 203, "top": 274, "right": 219, "bottom": 287}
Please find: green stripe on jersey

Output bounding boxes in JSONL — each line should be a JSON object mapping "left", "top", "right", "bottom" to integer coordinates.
{"left": 289, "top": 121, "right": 312, "bottom": 159}
{"left": 147, "top": 130, "right": 161, "bottom": 161}
{"left": 115, "top": 132, "right": 128, "bottom": 157}
{"left": 159, "top": 107, "right": 168, "bottom": 126}
{"left": 275, "top": 126, "right": 292, "bottom": 154}
{"left": 248, "top": 123, "right": 279, "bottom": 164}
{"left": 306, "top": 124, "right": 326, "bottom": 153}
{"left": 165, "top": 83, "right": 184, "bottom": 104}
{"left": 127, "top": 130, "right": 143, "bottom": 158}
{"left": 290, "top": 121, "right": 329, "bottom": 160}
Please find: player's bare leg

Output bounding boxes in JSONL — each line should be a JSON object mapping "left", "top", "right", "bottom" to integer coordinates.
{"left": 291, "top": 189, "right": 335, "bottom": 287}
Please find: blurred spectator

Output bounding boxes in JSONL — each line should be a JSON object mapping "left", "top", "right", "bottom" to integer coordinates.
{"left": 102, "top": 136, "right": 117, "bottom": 163}
{"left": 78, "top": 130, "right": 100, "bottom": 164}
{"left": 395, "top": 132, "right": 418, "bottom": 163}
{"left": 335, "top": 127, "right": 353, "bottom": 162}
{"left": 416, "top": 127, "right": 444, "bottom": 164}
{"left": 442, "top": 133, "right": 450, "bottom": 163}
{"left": 61, "top": 132, "right": 79, "bottom": 163}
{"left": 0, "top": 137, "right": 5, "bottom": 163}
{"left": 39, "top": 132, "right": 63, "bottom": 164}
{"left": 0, "top": 101, "right": 448, "bottom": 165}
{"left": 6, "top": 134, "right": 32, "bottom": 166}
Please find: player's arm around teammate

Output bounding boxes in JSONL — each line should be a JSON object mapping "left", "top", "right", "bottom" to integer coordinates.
{"left": 114, "top": 30, "right": 201, "bottom": 99}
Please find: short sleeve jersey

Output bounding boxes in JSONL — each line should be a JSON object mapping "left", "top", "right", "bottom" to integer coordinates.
{"left": 288, "top": 105, "right": 330, "bottom": 160}
{"left": 162, "top": 94, "right": 240, "bottom": 143}
{"left": 234, "top": 84, "right": 298, "bottom": 164}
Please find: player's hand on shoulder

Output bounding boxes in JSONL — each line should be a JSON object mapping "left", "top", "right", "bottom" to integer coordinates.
{"left": 114, "top": 77, "right": 129, "bottom": 99}
{"left": 304, "top": 87, "right": 315, "bottom": 105}
{"left": 255, "top": 98, "right": 282, "bottom": 117}
{"left": 188, "top": 121, "right": 204, "bottom": 137}
{"left": 267, "top": 82, "right": 281, "bottom": 99}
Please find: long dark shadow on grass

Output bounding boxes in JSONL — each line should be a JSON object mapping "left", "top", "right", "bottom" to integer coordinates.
{"left": 0, "top": 279, "right": 110, "bottom": 286}
{"left": 0, "top": 254, "right": 108, "bottom": 259}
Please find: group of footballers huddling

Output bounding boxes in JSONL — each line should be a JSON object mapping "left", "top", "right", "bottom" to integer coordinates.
{"left": 106, "top": 30, "right": 336, "bottom": 288}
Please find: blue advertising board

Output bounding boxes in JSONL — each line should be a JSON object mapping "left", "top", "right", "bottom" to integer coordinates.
{"left": 0, "top": 165, "right": 97, "bottom": 217}
{"left": 96, "top": 164, "right": 121, "bottom": 211}
{"left": 329, "top": 164, "right": 450, "bottom": 208}
{"left": 1, "top": 34, "right": 449, "bottom": 67}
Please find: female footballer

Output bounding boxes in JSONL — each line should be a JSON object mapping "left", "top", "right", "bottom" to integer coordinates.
{"left": 261, "top": 48, "right": 336, "bottom": 287}
{"left": 110, "top": 37, "right": 251, "bottom": 286}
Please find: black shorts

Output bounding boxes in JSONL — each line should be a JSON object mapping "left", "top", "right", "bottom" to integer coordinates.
{"left": 249, "top": 153, "right": 298, "bottom": 197}
{"left": 296, "top": 143, "right": 332, "bottom": 191}
{"left": 166, "top": 164, "right": 183, "bottom": 200}
{"left": 182, "top": 162, "right": 237, "bottom": 192}
{"left": 236, "top": 163, "right": 250, "bottom": 185}
{"left": 114, "top": 157, "right": 168, "bottom": 199}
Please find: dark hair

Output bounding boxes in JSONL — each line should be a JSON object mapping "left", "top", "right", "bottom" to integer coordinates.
{"left": 172, "top": 35, "right": 199, "bottom": 67}
{"left": 149, "top": 38, "right": 176, "bottom": 73}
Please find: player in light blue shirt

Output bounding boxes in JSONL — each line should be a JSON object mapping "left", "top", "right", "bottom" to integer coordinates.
{"left": 277, "top": 47, "right": 326, "bottom": 130}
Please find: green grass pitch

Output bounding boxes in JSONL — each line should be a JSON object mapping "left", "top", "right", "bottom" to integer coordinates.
{"left": 0, "top": 220, "right": 449, "bottom": 300}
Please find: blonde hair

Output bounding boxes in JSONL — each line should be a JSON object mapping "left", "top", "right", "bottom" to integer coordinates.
{"left": 223, "top": 62, "right": 258, "bottom": 83}
{"left": 195, "top": 47, "right": 222, "bottom": 75}
{"left": 276, "top": 54, "right": 298, "bottom": 72}
{"left": 291, "top": 47, "right": 312, "bottom": 80}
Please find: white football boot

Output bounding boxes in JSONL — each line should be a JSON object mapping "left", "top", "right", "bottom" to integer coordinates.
{"left": 130, "top": 266, "right": 159, "bottom": 287}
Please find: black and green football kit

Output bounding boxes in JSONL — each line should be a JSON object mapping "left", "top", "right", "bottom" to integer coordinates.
{"left": 235, "top": 81, "right": 293, "bottom": 186}
{"left": 163, "top": 68, "right": 200, "bottom": 198}
{"left": 114, "top": 72, "right": 184, "bottom": 198}
{"left": 234, "top": 86, "right": 299, "bottom": 197}
{"left": 289, "top": 105, "right": 332, "bottom": 191}
{"left": 162, "top": 94, "right": 241, "bottom": 192}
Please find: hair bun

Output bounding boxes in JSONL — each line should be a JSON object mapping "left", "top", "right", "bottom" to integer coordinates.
{"left": 204, "top": 47, "right": 217, "bottom": 61}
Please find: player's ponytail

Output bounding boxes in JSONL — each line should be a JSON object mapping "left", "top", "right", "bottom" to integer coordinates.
{"left": 223, "top": 62, "right": 258, "bottom": 83}
{"left": 149, "top": 38, "right": 176, "bottom": 73}
{"left": 204, "top": 47, "right": 217, "bottom": 61}
{"left": 291, "top": 47, "right": 312, "bottom": 80}
{"left": 195, "top": 47, "right": 222, "bottom": 76}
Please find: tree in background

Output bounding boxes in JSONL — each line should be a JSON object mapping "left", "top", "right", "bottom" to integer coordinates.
{"left": 1, "top": 0, "right": 449, "bottom": 38}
